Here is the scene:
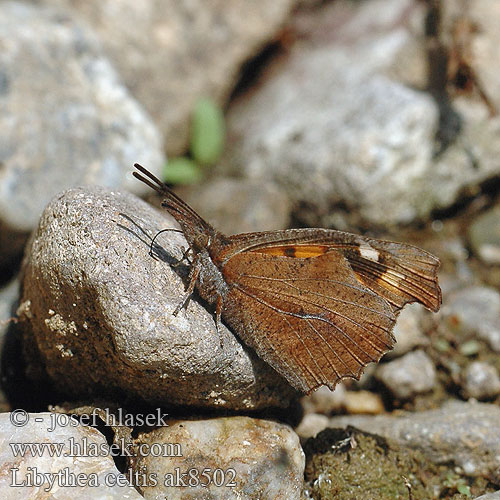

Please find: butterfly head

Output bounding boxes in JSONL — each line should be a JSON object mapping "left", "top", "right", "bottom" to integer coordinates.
{"left": 131, "top": 164, "right": 218, "bottom": 254}
{"left": 159, "top": 198, "right": 214, "bottom": 250}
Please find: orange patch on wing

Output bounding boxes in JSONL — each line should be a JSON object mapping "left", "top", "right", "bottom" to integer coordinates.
{"left": 252, "top": 245, "right": 329, "bottom": 258}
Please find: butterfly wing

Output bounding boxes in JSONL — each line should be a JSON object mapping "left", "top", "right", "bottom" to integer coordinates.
{"left": 219, "top": 228, "right": 441, "bottom": 312}
{"left": 220, "top": 250, "right": 397, "bottom": 393}
{"left": 215, "top": 228, "right": 441, "bottom": 393}
{"left": 335, "top": 236, "right": 441, "bottom": 313}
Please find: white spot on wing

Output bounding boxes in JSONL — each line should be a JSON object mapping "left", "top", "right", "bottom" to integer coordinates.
{"left": 359, "top": 243, "right": 380, "bottom": 262}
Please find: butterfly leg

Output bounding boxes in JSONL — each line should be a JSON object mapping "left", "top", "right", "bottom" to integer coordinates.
{"left": 172, "top": 246, "right": 192, "bottom": 268}
{"left": 173, "top": 261, "right": 200, "bottom": 316}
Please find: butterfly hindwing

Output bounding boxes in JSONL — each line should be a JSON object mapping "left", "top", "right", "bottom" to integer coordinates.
{"left": 220, "top": 250, "right": 396, "bottom": 393}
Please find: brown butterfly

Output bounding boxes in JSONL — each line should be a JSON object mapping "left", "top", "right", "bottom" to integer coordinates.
{"left": 133, "top": 163, "right": 441, "bottom": 394}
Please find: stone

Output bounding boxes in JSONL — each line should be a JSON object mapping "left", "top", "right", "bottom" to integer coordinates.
{"left": 375, "top": 350, "right": 436, "bottom": 400}
{"left": 300, "top": 384, "right": 346, "bottom": 416}
{"left": 442, "top": 0, "right": 500, "bottom": 113}
{"left": 132, "top": 416, "right": 305, "bottom": 499}
{"left": 295, "top": 413, "right": 329, "bottom": 440}
{"left": 384, "top": 303, "right": 429, "bottom": 359}
{"left": 0, "top": 278, "right": 20, "bottom": 411}
{"left": 343, "top": 390, "right": 384, "bottom": 415}
{"left": 475, "top": 491, "right": 500, "bottom": 500}
{"left": 0, "top": 1, "right": 164, "bottom": 268}
{"left": 35, "top": 0, "right": 298, "bottom": 155}
{"left": 430, "top": 0, "right": 500, "bottom": 224}
{"left": 442, "top": 286, "right": 500, "bottom": 352}
{"left": 222, "top": 0, "right": 443, "bottom": 228}
{"left": 0, "top": 412, "right": 143, "bottom": 498}
{"left": 463, "top": 362, "right": 500, "bottom": 400}
{"left": 468, "top": 205, "right": 500, "bottom": 265}
{"left": 329, "top": 400, "right": 500, "bottom": 483}
{"left": 19, "top": 186, "right": 296, "bottom": 410}
{"left": 223, "top": 0, "right": 500, "bottom": 229}
{"left": 177, "top": 177, "right": 291, "bottom": 235}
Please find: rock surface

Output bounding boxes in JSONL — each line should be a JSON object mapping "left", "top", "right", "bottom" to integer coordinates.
{"left": 19, "top": 186, "right": 296, "bottom": 410}
{"left": 223, "top": 0, "right": 500, "bottom": 228}
{"left": 0, "top": 278, "right": 19, "bottom": 411}
{"left": 442, "top": 286, "right": 500, "bottom": 353}
{"left": 300, "top": 385, "right": 346, "bottom": 416}
{"left": 223, "top": 0, "right": 441, "bottom": 228}
{"left": 375, "top": 350, "right": 436, "bottom": 400}
{"left": 475, "top": 491, "right": 500, "bottom": 500}
{"left": 0, "top": 412, "right": 143, "bottom": 499}
{"left": 295, "top": 413, "right": 329, "bottom": 440}
{"left": 468, "top": 205, "right": 500, "bottom": 265}
{"left": 462, "top": 361, "right": 500, "bottom": 400}
{"left": 36, "top": 0, "right": 298, "bottom": 155}
{"left": 329, "top": 400, "right": 500, "bottom": 483}
{"left": 384, "top": 303, "right": 430, "bottom": 359}
{"left": 0, "top": 1, "right": 164, "bottom": 268}
{"left": 133, "top": 416, "right": 305, "bottom": 499}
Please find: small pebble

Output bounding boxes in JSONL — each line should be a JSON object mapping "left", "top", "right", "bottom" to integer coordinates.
{"left": 463, "top": 362, "right": 500, "bottom": 400}
{"left": 443, "top": 286, "right": 500, "bottom": 353}
{"left": 385, "top": 303, "right": 429, "bottom": 359}
{"left": 343, "top": 390, "right": 385, "bottom": 415}
{"left": 295, "top": 413, "right": 329, "bottom": 439}
{"left": 375, "top": 350, "right": 436, "bottom": 400}
{"left": 301, "top": 384, "right": 346, "bottom": 415}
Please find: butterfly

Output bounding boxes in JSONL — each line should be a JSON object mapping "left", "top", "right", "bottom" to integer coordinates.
{"left": 133, "top": 163, "right": 441, "bottom": 394}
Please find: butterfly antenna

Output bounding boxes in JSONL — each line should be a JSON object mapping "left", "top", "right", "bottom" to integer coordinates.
{"left": 132, "top": 163, "right": 212, "bottom": 228}
{"left": 133, "top": 163, "right": 170, "bottom": 195}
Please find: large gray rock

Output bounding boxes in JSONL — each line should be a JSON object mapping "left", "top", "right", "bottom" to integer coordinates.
{"left": 35, "top": 0, "right": 298, "bottom": 155}
{"left": 223, "top": 0, "right": 439, "bottom": 228}
{"left": 0, "top": 412, "right": 143, "bottom": 499}
{"left": 133, "top": 416, "right": 305, "bottom": 499}
{"left": 329, "top": 400, "right": 500, "bottom": 483}
{"left": 223, "top": 0, "right": 500, "bottom": 228}
{"left": 0, "top": 1, "right": 164, "bottom": 267}
{"left": 19, "top": 186, "right": 296, "bottom": 410}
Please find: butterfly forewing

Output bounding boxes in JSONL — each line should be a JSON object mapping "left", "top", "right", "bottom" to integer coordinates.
{"left": 218, "top": 229, "right": 441, "bottom": 313}
{"left": 220, "top": 250, "right": 397, "bottom": 393}
{"left": 340, "top": 238, "right": 441, "bottom": 313}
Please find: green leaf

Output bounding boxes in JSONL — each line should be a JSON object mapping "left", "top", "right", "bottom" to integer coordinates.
{"left": 435, "top": 338, "right": 451, "bottom": 352}
{"left": 458, "top": 340, "right": 480, "bottom": 356}
{"left": 457, "top": 483, "right": 471, "bottom": 496}
{"left": 163, "top": 157, "right": 203, "bottom": 185}
{"left": 190, "top": 97, "right": 225, "bottom": 165}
